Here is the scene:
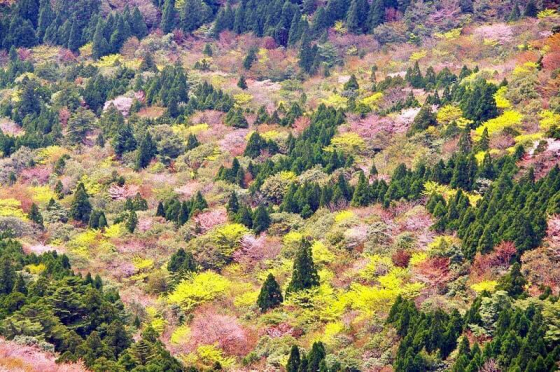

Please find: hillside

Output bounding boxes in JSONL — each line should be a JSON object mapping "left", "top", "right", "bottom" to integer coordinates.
{"left": 1, "top": 0, "right": 560, "bottom": 371}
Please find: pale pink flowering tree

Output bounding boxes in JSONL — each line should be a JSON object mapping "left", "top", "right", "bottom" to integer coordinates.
{"left": 0, "top": 338, "right": 88, "bottom": 372}
{"left": 233, "top": 234, "right": 281, "bottom": 265}
{"left": 188, "top": 308, "right": 250, "bottom": 356}
{"left": 193, "top": 209, "right": 228, "bottom": 234}
{"left": 108, "top": 184, "right": 140, "bottom": 200}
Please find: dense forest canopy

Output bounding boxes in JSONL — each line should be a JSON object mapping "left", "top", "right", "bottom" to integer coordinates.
{"left": 0, "top": 0, "right": 560, "bottom": 370}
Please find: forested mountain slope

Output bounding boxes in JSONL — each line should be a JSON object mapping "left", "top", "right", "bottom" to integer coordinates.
{"left": 0, "top": 0, "right": 560, "bottom": 371}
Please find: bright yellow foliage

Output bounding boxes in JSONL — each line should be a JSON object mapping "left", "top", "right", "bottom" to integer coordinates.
{"left": 233, "top": 289, "right": 260, "bottom": 308}
{"left": 312, "top": 241, "right": 335, "bottom": 264}
{"left": 359, "top": 255, "right": 394, "bottom": 280}
{"left": 321, "top": 94, "right": 347, "bottom": 109}
{"left": 333, "top": 20, "right": 347, "bottom": 34}
{"left": 103, "top": 223, "right": 123, "bottom": 238}
{"left": 515, "top": 132, "right": 543, "bottom": 144}
{"left": 0, "top": 199, "right": 27, "bottom": 219}
{"left": 168, "top": 271, "right": 231, "bottom": 312}
{"left": 183, "top": 344, "right": 235, "bottom": 369}
{"left": 170, "top": 324, "right": 191, "bottom": 345}
{"left": 325, "top": 133, "right": 366, "bottom": 154}
{"left": 214, "top": 223, "right": 249, "bottom": 256}
{"left": 437, "top": 105, "right": 463, "bottom": 125}
{"left": 539, "top": 110, "right": 560, "bottom": 131}
{"left": 321, "top": 321, "right": 344, "bottom": 346}
{"left": 278, "top": 171, "right": 297, "bottom": 182}
{"left": 28, "top": 186, "right": 55, "bottom": 205}
{"left": 474, "top": 110, "right": 523, "bottom": 139}
{"left": 26, "top": 263, "right": 46, "bottom": 274}
{"left": 409, "top": 50, "right": 427, "bottom": 61}
{"left": 360, "top": 92, "right": 383, "bottom": 108}
{"left": 471, "top": 280, "right": 498, "bottom": 293}
{"left": 538, "top": 9, "right": 557, "bottom": 18}
{"left": 494, "top": 86, "right": 511, "bottom": 109}
{"left": 36, "top": 146, "right": 68, "bottom": 164}
{"left": 133, "top": 257, "right": 154, "bottom": 271}
{"left": 78, "top": 174, "right": 102, "bottom": 195}
{"left": 233, "top": 93, "right": 253, "bottom": 106}
{"left": 409, "top": 252, "right": 428, "bottom": 266}
{"left": 513, "top": 62, "right": 538, "bottom": 77}
{"left": 335, "top": 210, "right": 355, "bottom": 223}
{"left": 435, "top": 28, "right": 461, "bottom": 40}
{"left": 94, "top": 54, "right": 123, "bottom": 68}
{"left": 283, "top": 231, "right": 303, "bottom": 247}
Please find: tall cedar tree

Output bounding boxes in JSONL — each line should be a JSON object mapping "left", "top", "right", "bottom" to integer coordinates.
{"left": 70, "top": 183, "right": 92, "bottom": 223}
{"left": 257, "top": 273, "right": 283, "bottom": 311}
{"left": 286, "top": 345, "right": 301, "bottom": 372}
{"left": 286, "top": 239, "right": 320, "bottom": 295}
{"left": 136, "top": 132, "right": 156, "bottom": 169}
{"left": 252, "top": 205, "right": 271, "bottom": 234}
{"left": 161, "top": 0, "right": 177, "bottom": 33}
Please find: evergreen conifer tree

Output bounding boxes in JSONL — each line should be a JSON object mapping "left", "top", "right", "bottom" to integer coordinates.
{"left": 252, "top": 204, "right": 271, "bottom": 234}
{"left": 126, "top": 210, "right": 138, "bottom": 233}
{"left": 161, "top": 0, "right": 177, "bottom": 33}
{"left": 70, "top": 183, "right": 92, "bottom": 224}
{"left": 286, "top": 239, "right": 319, "bottom": 295}
{"left": 136, "top": 132, "right": 156, "bottom": 169}
{"left": 28, "top": 203, "right": 43, "bottom": 227}
{"left": 257, "top": 273, "right": 283, "bottom": 311}
{"left": 286, "top": 345, "right": 301, "bottom": 372}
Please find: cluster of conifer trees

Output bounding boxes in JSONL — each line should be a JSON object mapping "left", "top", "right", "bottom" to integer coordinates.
{"left": 156, "top": 192, "right": 209, "bottom": 226}
{"left": 0, "top": 0, "right": 147, "bottom": 55}
{"left": 0, "top": 237, "right": 183, "bottom": 371}
{"left": 389, "top": 276, "right": 560, "bottom": 372}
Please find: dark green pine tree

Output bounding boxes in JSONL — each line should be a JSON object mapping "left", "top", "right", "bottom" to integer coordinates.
{"left": 351, "top": 171, "right": 370, "bottom": 206}
{"left": 243, "top": 48, "right": 257, "bottom": 70}
{"left": 257, "top": 273, "right": 283, "bottom": 311}
{"left": 136, "top": 132, "right": 156, "bottom": 169}
{"left": 28, "top": 203, "right": 43, "bottom": 227}
{"left": 181, "top": 0, "right": 208, "bottom": 32}
{"left": 298, "top": 31, "right": 316, "bottom": 74}
{"left": 161, "top": 0, "right": 177, "bottom": 33}
{"left": 286, "top": 345, "right": 301, "bottom": 372}
{"left": 203, "top": 43, "right": 213, "bottom": 56}
{"left": 477, "top": 127, "right": 490, "bottom": 151}
{"left": 408, "top": 104, "right": 436, "bottom": 136}
{"left": 186, "top": 133, "right": 199, "bottom": 150}
{"left": 346, "top": 0, "right": 361, "bottom": 34}
{"left": 307, "top": 341, "right": 327, "bottom": 372}
{"left": 37, "top": 0, "right": 54, "bottom": 41}
{"left": 343, "top": 74, "right": 360, "bottom": 91}
{"left": 237, "top": 75, "right": 248, "bottom": 90}
{"left": 126, "top": 210, "right": 138, "bottom": 233}
{"left": 0, "top": 256, "right": 16, "bottom": 295}
{"left": 523, "top": 0, "right": 538, "bottom": 17}
{"left": 92, "top": 19, "right": 109, "bottom": 60}
{"left": 367, "top": 0, "right": 384, "bottom": 32}
{"left": 497, "top": 262, "right": 527, "bottom": 298}
{"left": 459, "top": 0, "right": 473, "bottom": 13}
{"left": 113, "top": 124, "right": 137, "bottom": 156}
{"left": 252, "top": 205, "right": 271, "bottom": 235}
{"left": 70, "top": 183, "right": 92, "bottom": 223}
{"left": 458, "top": 128, "right": 472, "bottom": 153}
{"left": 131, "top": 7, "right": 148, "bottom": 38}
{"left": 508, "top": 3, "right": 521, "bottom": 21}
{"left": 156, "top": 201, "right": 166, "bottom": 217}
{"left": 226, "top": 192, "right": 239, "bottom": 217}
{"left": 67, "top": 17, "right": 81, "bottom": 52}
{"left": 236, "top": 205, "right": 253, "bottom": 228}
{"left": 244, "top": 132, "right": 265, "bottom": 158}
{"left": 286, "top": 239, "right": 320, "bottom": 295}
